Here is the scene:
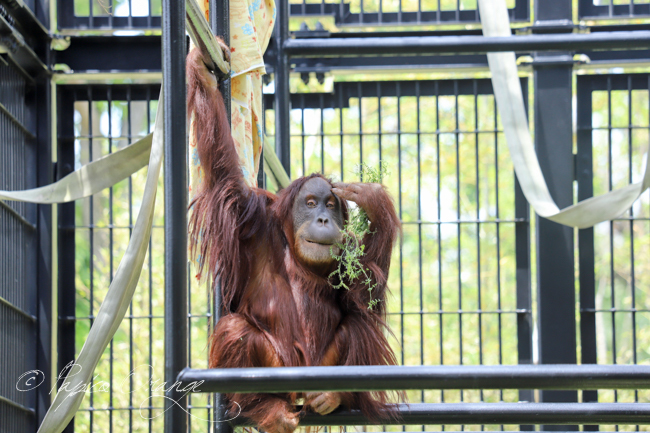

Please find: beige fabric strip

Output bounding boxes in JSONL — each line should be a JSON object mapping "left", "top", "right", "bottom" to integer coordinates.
{"left": 0, "top": 133, "right": 152, "bottom": 203}
{"left": 35, "top": 93, "right": 164, "bottom": 433}
{"left": 478, "top": 0, "right": 650, "bottom": 229}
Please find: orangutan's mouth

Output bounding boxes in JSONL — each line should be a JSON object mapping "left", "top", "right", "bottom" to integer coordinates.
{"left": 306, "top": 239, "right": 333, "bottom": 246}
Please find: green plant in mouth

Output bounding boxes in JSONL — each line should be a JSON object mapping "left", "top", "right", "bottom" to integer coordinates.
{"left": 329, "top": 161, "right": 389, "bottom": 310}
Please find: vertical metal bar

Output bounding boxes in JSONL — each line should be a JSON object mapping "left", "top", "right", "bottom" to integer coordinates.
{"left": 454, "top": 82, "right": 463, "bottom": 404}
{"left": 210, "top": 2, "right": 234, "bottom": 432}
{"left": 626, "top": 79, "right": 638, "bottom": 422}
{"left": 57, "top": 87, "right": 76, "bottom": 433}
{"left": 301, "top": 95, "right": 306, "bottom": 176}
{"left": 473, "top": 80, "right": 483, "bottom": 387}
{"left": 397, "top": 0, "right": 401, "bottom": 24}
{"left": 35, "top": 53, "right": 53, "bottom": 426}
{"left": 275, "top": 0, "right": 291, "bottom": 174}
{"left": 435, "top": 81, "right": 444, "bottom": 416}
{"left": 127, "top": 88, "right": 134, "bottom": 433}
{"left": 416, "top": 82, "right": 424, "bottom": 412}
{"left": 605, "top": 79, "right": 620, "bottom": 418}
{"left": 629, "top": 78, "right": 637, "bottom": 374}
{"left": 339, "top": 88, "right": 344, "bottom": 181}
{"left": 320, "top": 94, "right": 325, "bottom": 174}
{"left": 396, "top": 82, "right": 404, "bottom": 368}
{"left": 360, "top": 0, "right": 364, "bottom": 24}
{"left": 162, "top": 0, "right": 188, "bottom": 432}
{"left": 89, "top": 0, "right": 94, "bottom": 28}
{"left": 515, "top": 79, "right": 534, "bottom": 430}
{"left": 358, "top": 83, "right": 363, "bottom": 178}
{"left": 493, "top": 91, "right": 503, "bottom": 414}
{"left": 147, "top": 88, "right": 154, "bottom": 433}
{"left": 212, "top": 0, "right": 231, "bottom": 120}
{"left": 576, "top": 75, "right": 598, "bottom": 432}
{"left": 607, "top": 77, "right": 617, "bottom": 378}
{"left": 377, "top": 83, "right": 383, "bottom": 166}
{"left": 108, "top": 0, "right": 114, "bottom": 27}
{"left": 188, "top": 265, "right": 193, "bottom": 431}
{"left": 107, "top": 87, "right": 115, "bottom": 433}
{"left": 88, "top": 87, "right": 95, "bottom": 433}
{"left": 534, "top": 55, "right": 578, "bottom": 433}
{"left": 532, "top": 8, "right": 577, "bottom": 431}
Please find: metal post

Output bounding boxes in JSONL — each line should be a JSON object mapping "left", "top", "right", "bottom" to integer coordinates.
{"left": 209, "top": 1, "right": 235, "bottom": 432}
{"left": 35, "top": 59, "right": 53, "bottom": 425}
{"left": 533, "top": 1, "right": 577, "bottom": 431}
{"left": 56, "top": 88, "right": 77, "bottom": 433}
{"left": 162, "top": 0, "right": 188, "bottom": 431}
{"left": 274, "top": 0, "right": 291, "bottom": 174}
{"left": 576, "top": 77, "right": 599, "bottom": 432}
{"left": 515, "top": 174, "right": 533, "bottom": 428}
{"left": 211, "top": 0, "right": 231, "bottom": 120}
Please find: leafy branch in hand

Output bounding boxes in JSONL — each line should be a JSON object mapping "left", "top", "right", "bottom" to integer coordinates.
{"left": 329, "top": 161, "right": 389, "bottom": 310}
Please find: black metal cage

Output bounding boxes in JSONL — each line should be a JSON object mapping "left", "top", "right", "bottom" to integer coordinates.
{"left": 2, "top": 0, "right": 650, "bottom": 432}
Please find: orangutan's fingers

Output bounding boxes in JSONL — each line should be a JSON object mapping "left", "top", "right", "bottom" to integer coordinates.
{"left": 215, "top": 36, "right": 231, "bottom": 62}
{"left": 332, "top": 187, "right": 357, "bottom": 202}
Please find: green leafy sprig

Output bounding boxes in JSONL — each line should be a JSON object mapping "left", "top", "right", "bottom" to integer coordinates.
{"left": 329, "top": 161, "right": 389, "bottom": 310}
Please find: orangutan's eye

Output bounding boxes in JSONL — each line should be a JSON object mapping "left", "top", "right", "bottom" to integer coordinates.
{"left": 307, "top": 200, "right": 316, "bottom": 208}
{"left": 326, "top": 202, "right": 335, "bottom": 209}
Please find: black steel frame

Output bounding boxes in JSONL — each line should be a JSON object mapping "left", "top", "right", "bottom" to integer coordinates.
{"left": 3, "top": 0, "right": 644, "bottom": 432}
{"left": 0, "top": 0, "right": 52, "bottom": 431}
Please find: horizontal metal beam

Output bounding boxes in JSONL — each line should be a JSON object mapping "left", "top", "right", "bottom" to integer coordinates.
{"left": 54, "top": 35, "right": 650, "bottom": 74}
{"left": 0, "top": 12, "right": 48, "bottom": 77}
{"left": 54, "top": 36, "right": 162, "bottom": 73}
{"left": 0, "top": 0, "right": 50, "bottom": 41}
{"left": 177, "top": 364, "right": 650, "bottom": 393}
{"left": 283, "top": 31, "right": 650, "bottom": 57}
{"left": 230, "top": 403, "right": 650, "bottom": 426}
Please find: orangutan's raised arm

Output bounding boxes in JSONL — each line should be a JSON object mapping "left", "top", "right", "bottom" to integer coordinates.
{"left": 187, "top": 45, "right": 272, "bottom": 312}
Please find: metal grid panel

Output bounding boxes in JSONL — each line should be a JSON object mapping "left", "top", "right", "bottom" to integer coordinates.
{"left": 57, "top": 84, "right": 214, "bottom": 433}
{"left": 577, "top": 74, "right": 650, "bottom": 432}
{"left": 58, "top": 0, "right": 529, "bottom": 29}
{"left": 579, "top": 0, "right": 650, "bottom": 20}
{"left": 288, "top": 0, "right": 528, "bottom": 26}
{"left": 265, "top": 78, "right": 532, "bottom": 431}
{"left": 58, "top": 0, "right": 162, "bottom": 29}
{"left": 0, "top": 59, "right": 38, "bottom": 432}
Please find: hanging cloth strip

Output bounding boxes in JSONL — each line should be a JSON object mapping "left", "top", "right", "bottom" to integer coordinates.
{"left": 0, "top": 133, "right": 152, "bottom": 203}
{"left": 188, "top": 0, "right": 276, "bottom": 200}
{"left": 32, "top": 92, "right": 164, "bottom": 433}
{"left": 188, "top": 0, "right": 276, "bottom": 284}
{"left": 478, "top": 0, "right": 650, "bottom": 229}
